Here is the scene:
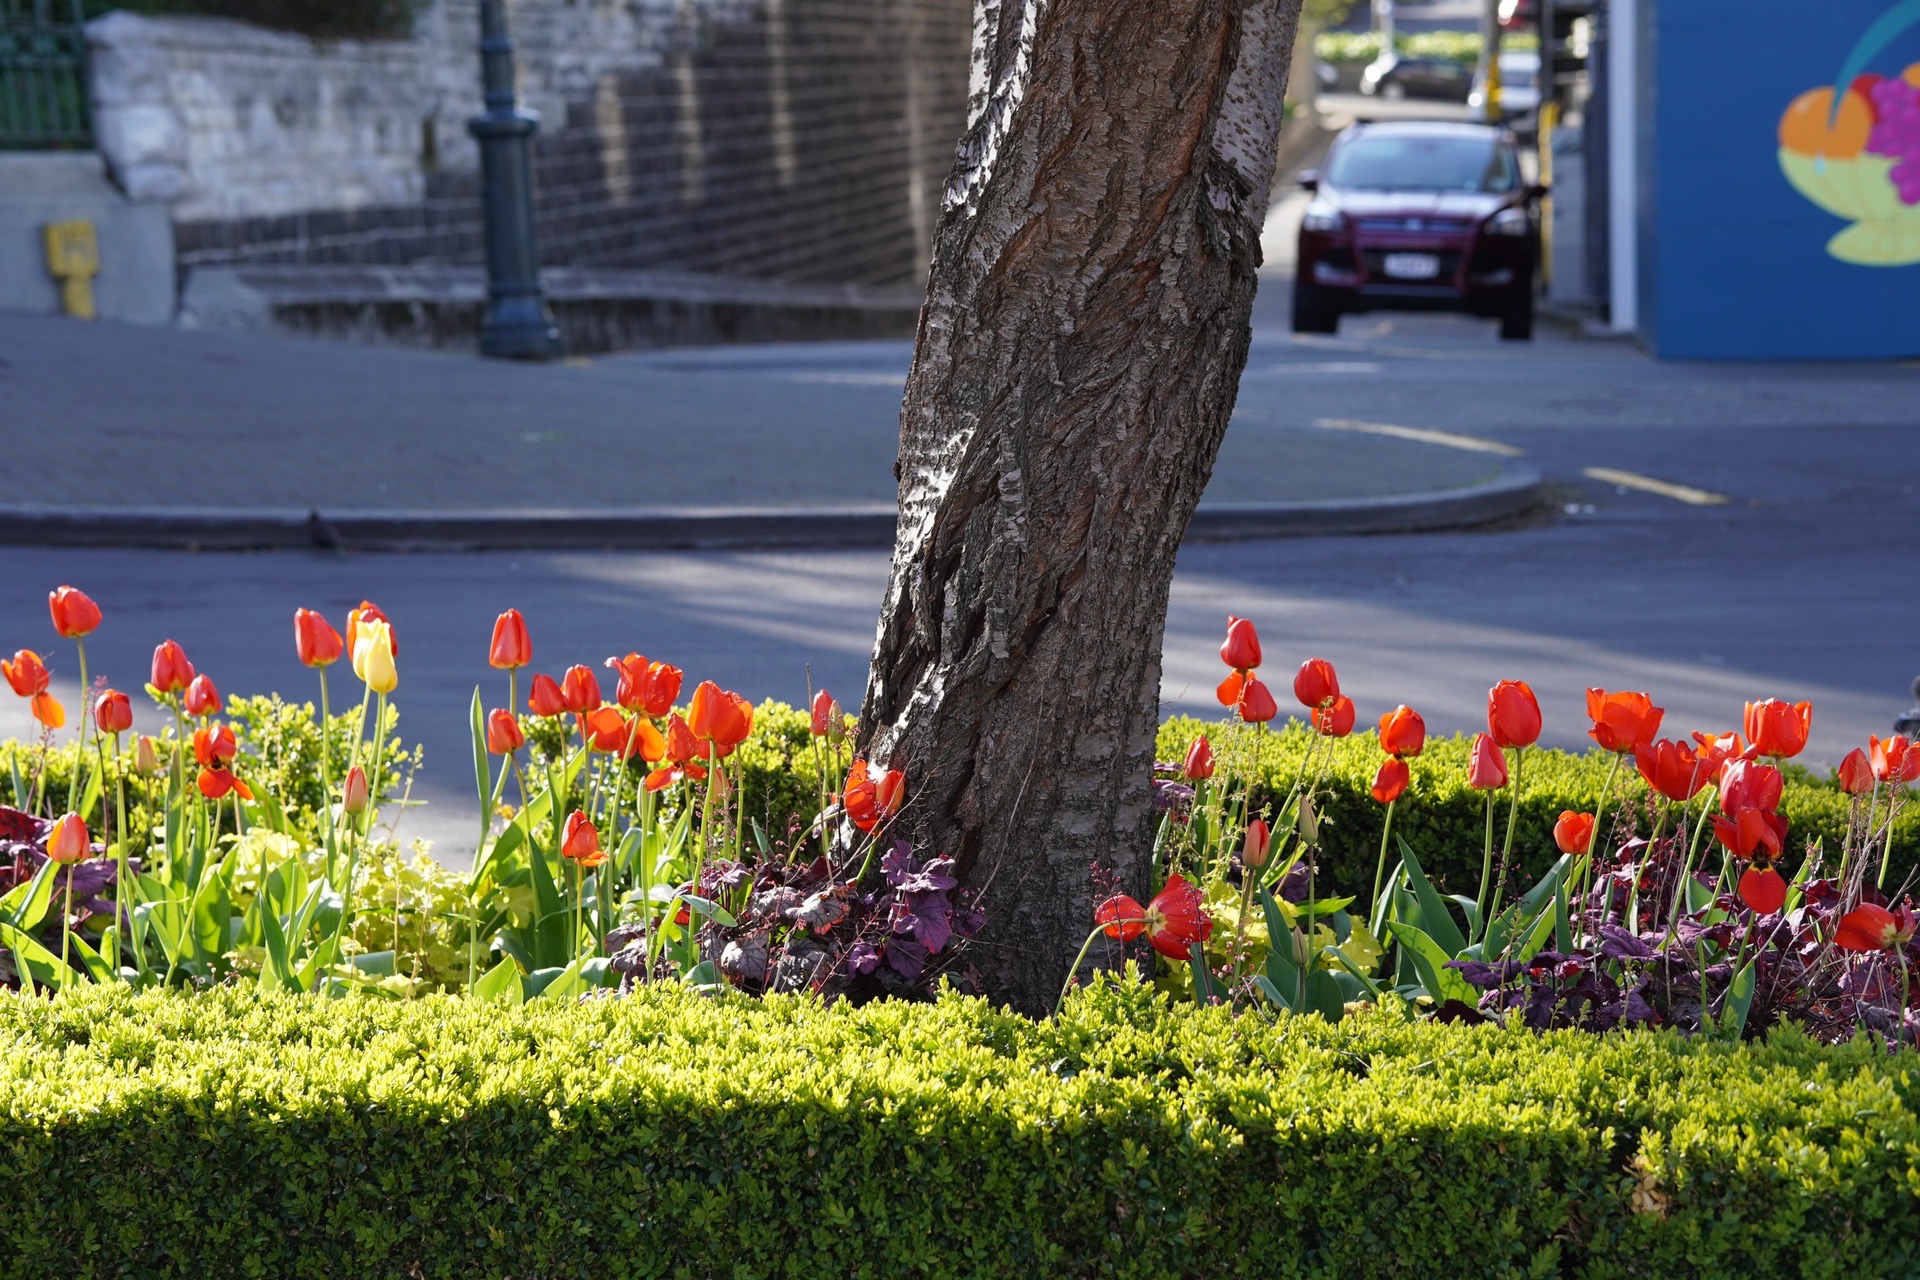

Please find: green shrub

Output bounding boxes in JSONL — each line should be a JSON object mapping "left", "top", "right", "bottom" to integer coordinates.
{"left": 1, "top": 982, "right": 1915, "bottom": 1278}
{"left": 1315, "top": 28, "right": 1540, "bottom": 66}
{"left": 1156, "top": 718, "right": 1919, "bottom": 899}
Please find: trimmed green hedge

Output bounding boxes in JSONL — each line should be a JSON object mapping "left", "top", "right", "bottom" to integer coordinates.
{"left": 2, "top": 984, "right": 1916, "bottom": 1278}
{"left": 1156, "top": 719, "right": 1919, "bottom": 899}
{"left": 1315, "top": 29, "right": 1540, "bottom": 66}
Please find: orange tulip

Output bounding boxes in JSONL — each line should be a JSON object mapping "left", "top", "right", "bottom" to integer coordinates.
{"left": 644, "top": 714, "right": 710, "bottom": 790}
{"left": 1737, "top": 866, "right": 1788, "bottom": 915}
{"left": 1691, "top": 730, "right": 1746, "bottom": 772}
{"left": 560, "top": 665, "right": 602, "bottom": 715}
{"left": 561, "top": 810, "right": 607, "bottom": 868}
{"left": 1871, "top": 735, "right": 1920, "bottom": 784}
{"left": 132, "top": 735, "right": 161, "bottom": 775}
{"left": 486, "top": 708, "right": 525, "bottom": 755}
{"left": 94, "top": 689, "right": 132, "bottom": 735}
{"left": 183, "top": 673, "right": 222, "bottom": 718}
{"left": 844, "top": 758, "right": 906, "bottom": 832}
{"left": 46, "top": 813, "right": 90, "bottom": 864}
{"left": 1834, "top": 902, "right": 1916, "bottom": 952}
{"left": 584, "top": 706, "right": 666, "bottom": 761}
{"left": 606, "top": 653, "right": 682, "bottom": 718}
{"left": 1634, "top": 738, "right": 1710, "bottom": 803}
{"left": 1837, "top": 748, "right": 1874, "bottom": 795}
{"left": 1312, "top": 695, "right": 1355, "bottom": 738}
{"left": 29, "top": 692, "right": 64, "bottom": 729}
{"left": 1371, "top": 757, "right": 1409, "bottom": 804}
{"left": 1486, "top": 680, "right": 1541, "bottom": 749}
{"left": 48, "top": 586, "right": 101, "bottom": 639}
{"left": 197, "top": 766, "right": 253, "bottom": 801}
{"left": 3, "top": 648, "right": 50, "bottom": 697}
{"left": 294, "top": 608, "right": 344, "bottom": 667}
{"left": 150, "top": 640, "right": 194, "bottom": 695}
{"left": 489, "top": 609, "right": 532, "bottom": 670}
{"left": 1467, "top": 732, "right": 1508, "bottom": 790}
{"left": 1219, "top": 615, "right": 1262, "bottom": 672}
{"left": 687, "top": 681, "right": 754, "bottom": 754}
{"left": 1713, "top": 806, "right": 1789, "bottom": 861}
{"left": 528, "top": 673, "right": 567, "bottom": 717}
{"left": 345, "top": 601, "right": 397, "bottom": 658}
{"left": 341, "top": 765, "right": 369, "bottom": 815}
{"left": 193, "top": 723, "right": 239, "bottom": 768}
{"left": 1182, "top": 735, "right": 1215, "bottom": 782}
{"left": 1377, "top": 705, "right": 1426, "bottom": 758}
{"left": 1554, "top": 810, "right": 1596, "bottom": 856}
{"left": 1292, "top": 658, "right": 1339, "bottom": 710}
{"left": 1585, "top": 688, "right": 1663, "bottom": 754}
{"left": 1743, "top": 698, "right": 1811, "bottom": 759}
{"left": 1242, "top": 817, "right": 1272, "bottom": 869}
{"left": 1215, "top": 669, "right": 1249, "bottom": 709}
{"left": 1236, "top": 676, "right": 1278, "bottom": 724}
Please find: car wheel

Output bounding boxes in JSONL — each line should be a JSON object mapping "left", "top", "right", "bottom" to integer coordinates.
{"left": 1292, "top": 282, "right": 1340, "bottom": 335}
{"left": 1498, "top": 295, "right": 1534, "bottom": 342}
{"left": 1382, "top": 81, "right": 1407, "bottom": 101}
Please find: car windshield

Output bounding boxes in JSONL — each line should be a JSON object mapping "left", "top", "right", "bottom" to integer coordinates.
{"left": 1326, "top": 134, "right": 1517, "bottom": 193}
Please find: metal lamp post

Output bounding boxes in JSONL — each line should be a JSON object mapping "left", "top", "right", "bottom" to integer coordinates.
{"left": 469, "top": 0, "right": 560, "bottom": 360}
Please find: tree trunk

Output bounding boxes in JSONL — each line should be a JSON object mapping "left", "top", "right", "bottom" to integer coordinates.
{"left": 858, "top": 0, "right": 1301, "bottom": 1013}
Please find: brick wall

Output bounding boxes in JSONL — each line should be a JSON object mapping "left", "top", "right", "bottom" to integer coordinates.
{"left": 90, "top": 0, "right": 970, "bottom": 286}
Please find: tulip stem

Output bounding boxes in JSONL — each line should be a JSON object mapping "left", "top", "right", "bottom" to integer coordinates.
{"left": 1474, "top": 791, "right": 1496, "bottom": 940}
{"left": 58, "top": 872, "right": 73, "bottom": 990}
{"left": 317, "top": 667, "right": 336, "bottom": 885}
{"left": 1573, "top": 752, "right": 1626, "bottom": 945}
{"left": 66, "top": 637, "right": 89, "bottom": 814}
{"left": 1487, "top": 749, "right": 1527, "bottom": 942}
{"left": 1055, "top": 919, "right": 1145, "bottom": 1016}
{"left": 1877, "top": 801, "right": 1900, "bottom": 890}
{"left": 1370, "top": 798, "right": 1398, "bottom": 928}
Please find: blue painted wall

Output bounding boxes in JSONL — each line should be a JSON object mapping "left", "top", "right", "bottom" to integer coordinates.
{"left": 1646, "top": 0, "right": 1920, "bottom": 359}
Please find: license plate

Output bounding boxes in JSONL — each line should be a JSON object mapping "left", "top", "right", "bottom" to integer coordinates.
{"left": 1382, "top": 252, "right": 1441, "bottom": 280}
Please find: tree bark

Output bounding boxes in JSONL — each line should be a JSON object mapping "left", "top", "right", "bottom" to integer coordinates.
{"left": 859, "top": 0, "right": 1301, "bottom": 1013}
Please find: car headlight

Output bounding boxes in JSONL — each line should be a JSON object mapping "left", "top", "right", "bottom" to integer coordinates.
{"left": 1302, "top": 203, "right": 1345, "bottom": 232}
{"left": 1484, "top": 207, "right": 1531, "bottom": 236}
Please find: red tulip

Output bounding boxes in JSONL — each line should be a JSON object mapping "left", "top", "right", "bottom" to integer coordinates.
{"left": 1216, "top": 669, "right": 1249, "bottom": 709}
{"left": 1834, "top": 902, "right": 1916, "bottom": 952}
{"left": 1371, "top": 756, "right": 1410, "bottom": 804}
{"left": 184, "top": 674, "right": 222, "bottom": 718}
{"left": 1377, "top": 705, "right": 1425, "bottom": 758}
{"left": 644, "top": 714, "right": 710, "bottom": 790}
{"left": 1634, "top": 739, "right": 1710, "bottom": 803}
{"left": 46, "top": 813, "right": 90, "bottom": 864}
{"left": 1713, "top": 807, "right": 1789, "bottom": 861}
{"left": 1292, "top": 658, "right": 1339, "bottom": 710}
{"left": 1312, "top": 695, "right": 1355, "bottom": 738}
{"left": 561, "top": 811, "right": 607, "bottom": 868}
{"left": 1094, "top": 894, "right": 1146, "bottom": 941}
{"left": 606, "top": 654, "right": 682, "bottom": 718}
{"left": 844, "top": 758, "right": 906, "bottom": 832}
{"left": 48, "top": 586, "right": 101, "bottom": 639}
{"left": 687, "top": 681, "right": 755, "bottom": 755}
{"left": 193, "top": 723, "right": 238, "bottom": 767}
{"left": 1142, "top": 874, "right": 1213, "bottom": 960}
{"left": 1219, "top": 615, "right": 1262, "bottom": 672}
{"left": 94, "top": 689, "right": 132, "bottom": 735}
{"left": 341, "top": 765, "right": 369, "bottom": 815}
{"left": 150, "top": 640, "right": 194, "bottom": 695}
{"left": 1554, "top": 810, "right": 1596, "bottom": 856}
{"left": 1837, "top": 748, "right": 1874, "bottom": 795}
{"left": 1467, "top": 733, "right": 1509, "bottom": 790}
{"left": 3, "top": 649, "right": 50, "bottom": 697}
{"left": 1719, "top": 759, "right": 1784, "bottom": 815}
{"left": 486, "top": 708, "right": 525, "bottom": 755}
{"left": 197, "top": 766, "right": 253, "bottom": 801}
{"left": 810, "top": 688, "right": 838, "bottom": 737}
{"left": 1871, "top": 735, "right": 1920, "bottom": 785}
{"left": 1743, "top": 699, "right": 1811, "bottom": 759}
{"left": 1487, "top": 680, "right": 1542, "bottom": 749}
{"left": 559, "top": 665, "right": 602, "bottom": 715}
{"left": 30, "top": 693, "right": 64, "bottom": 729}
{"left": 1691, "top": 731, "right": 1747, "bottom": 778}
{"left": 1586, "top": 688, "right": 1664, "bottom": 754}
{"left": 1182, "top": 735, "right": 1215, "bottom": 781}
{"left": 1236, "top": 676, "right": 1278, "bottom": 724}
{"left": 344, "top": 602, "right": 397, "bottom": 658}
{"left": 489, "top": 609, "right": 532, "bottom": 670}
{"left": 584, "top": 706, "right": 666, "bottom": 761}
{"left": 1242, "top": 817, "right": 1272, "bottom": 869}
{"left": 528, "top": 673, "right": 567, "bottom": 718}
{"left": 294, "top": 609, "right": 344, "bottom": 667}
{"left": 1737, "top": 866, "right": 1788, "bottom": 915}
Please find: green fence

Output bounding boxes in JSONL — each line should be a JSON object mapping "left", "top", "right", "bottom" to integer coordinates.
{"left": 1, "top": 0, "right": 91, "bottom": 149}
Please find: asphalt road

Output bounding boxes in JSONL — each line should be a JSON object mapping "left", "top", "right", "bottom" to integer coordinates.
{"left": 6, "top": 284, "right": 1917, "bottom": 866}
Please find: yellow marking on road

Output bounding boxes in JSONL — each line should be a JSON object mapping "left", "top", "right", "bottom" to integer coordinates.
{"left": 1583, "top": 467, "right": 1730, "bottom": 506}
{"left": 563, "top": 357, "right": 594, "bottom": 368}
{"left": 1313, "top": 417, "right": 1526, "bottom": 457}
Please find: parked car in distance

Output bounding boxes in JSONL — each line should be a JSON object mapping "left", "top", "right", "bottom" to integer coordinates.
{"left": 1291, "top": 121, "right": 1545, "bottom": 341}
{"left": 1470, "top": 50, "right": 1543, "bottom": 135}
{"left": 1359, "top": 55, "right": 1472, "bottom": 102}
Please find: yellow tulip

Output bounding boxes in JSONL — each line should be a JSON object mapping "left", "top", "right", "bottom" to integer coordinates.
{"left": 352, "top": 618, "right": 398, "bottom": 694}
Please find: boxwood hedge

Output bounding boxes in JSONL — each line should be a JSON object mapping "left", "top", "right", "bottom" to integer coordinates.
{"left": 1, "top": 984, "right": 1915, "bottom": 1279}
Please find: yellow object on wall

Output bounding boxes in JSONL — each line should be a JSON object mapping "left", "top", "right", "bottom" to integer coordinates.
{"left": 43, "top": 220, "right": 100, "bottom": 319}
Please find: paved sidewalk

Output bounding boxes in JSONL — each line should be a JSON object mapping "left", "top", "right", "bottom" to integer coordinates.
{"left": 0, "top": 309, "right": 1535, "bottom": 547}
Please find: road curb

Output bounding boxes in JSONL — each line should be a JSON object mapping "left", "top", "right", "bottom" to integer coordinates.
{"left": 0, "top": 467, "right": 1545, "bottom": 553}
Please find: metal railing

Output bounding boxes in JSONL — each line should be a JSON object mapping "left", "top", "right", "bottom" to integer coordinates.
{"left": 1, "top": 0, "right": 91, "bottom": 149}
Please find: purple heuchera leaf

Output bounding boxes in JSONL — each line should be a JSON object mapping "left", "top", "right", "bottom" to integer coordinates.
{"left": 892, "top": 892, "right": 954, "bottom": 954}
{"left": 885, "top": 937, "right": 927, "bottom": 978}
{"left": 846, "top": 940, "right": 882, "bottom": 975}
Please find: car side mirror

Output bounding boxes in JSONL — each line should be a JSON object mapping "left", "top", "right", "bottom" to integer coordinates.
{"left": 1527, "top": 182, "right": 1550, "bottom": 200}
{"left": 1298, "top": 169, "right": 1320, "bottom": 192}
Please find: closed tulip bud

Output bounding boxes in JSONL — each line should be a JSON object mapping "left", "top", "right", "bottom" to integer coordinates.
{"left": 294, "top": 608, "right": 344, "bottom": 668}
{"left": 528, "top": 673, "right": 567, "bottom": 717}
{"left": 3, "top": 648, "right": 51, "bottom": 697}
{"left": 1487, "top": 679, "right": 1542, "bottom": 749}
{"left": 489, "top": 609, "right": 532, "bottom": 670}
{"left": 351, "top": 619, "right": 398, "bottom": 694}
{"left": 1292, "top": 658, "right": 1339, "bottom": 710}
{"left": 1236, "top": 676, "right": 1279, "bottom": 724}
{"left": 150, "top": 639, "right": 194, "bottom": 695}
{"left": 1377, "top": 705, "right": 1426, "bottom": 758}
{"left": 810, "top": 688, "right": 836, "bottom": 737}
{"left": 342, "top": 765, "right": 370, "bottom": 815}
{"left": 46, "top": 812, "right": 90, "bottom": 864}
{"left": 48, "top": 586, "right": 101, "bottom": 639}
{"left": 1743, "top": 698, "right": 1812, "bottom": 759}
{"left": 344, "top": 601, "right": 397, "bottom": 658}
{"left": 133, "top": 734, "right": 162, "bottom": 775}
{"left": 1837, "top": 748, "right": 1874, "bottom": 795}
{"left": 94, "top": 689, "right": 133, "bottom": 735}
{"left": 1243, "top": 817, "right": 1273, "bottom": 868}
{"left": 1219, "top": 615, "right": 1262, "bottom": 672}
{"left": 486, "top": 708, "right": 525, "bottom": 755}
{"left": 560, "top": 664, "right": 601, "bottom": 715}
{"left": 687, "top": 680, "right": 754, "bottom": 753}
{"left": 1370, "top": 757, "right": 1410, "bottom": 804}
{"left": 183, "top": 673, "right": 222, "bottom": 718}
{"left": 1467, "top": 732, "right": 1509, "bottom": 790}
{"left": 1182, "top": 735, "right": 1215, "bottom": 781}
{"left": 1312, "top": 695, "right": 1356, "bottom": 738}
{"left": 561, "top": 810, "right": 607, "bottom": 868}
{"left": 1296, "top": 796, "right": 1320, "bottom": 846}
{"left": 1554, "top": 810, "right": 1597, "bottom": 856}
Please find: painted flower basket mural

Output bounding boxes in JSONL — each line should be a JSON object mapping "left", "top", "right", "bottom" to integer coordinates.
{"left": 1778, "top": 1, "right": 1920, "bottom": 265}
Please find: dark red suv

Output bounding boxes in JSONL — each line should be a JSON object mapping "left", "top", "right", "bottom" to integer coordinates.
{"left": 1291, "top": 122, "right": 1545, "bottom": 341}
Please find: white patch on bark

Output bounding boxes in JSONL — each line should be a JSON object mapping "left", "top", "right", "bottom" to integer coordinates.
{"left": 947, "top": 0, "right": 1047, "bottom": 215}
{"left": 1209, "top": 0, "right": 1300, "bottom": 222}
